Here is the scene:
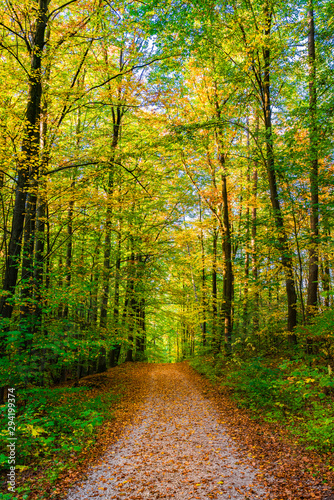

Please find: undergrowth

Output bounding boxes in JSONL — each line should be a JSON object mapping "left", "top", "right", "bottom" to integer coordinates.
{"left": 190, "top": 354, "right": 334, "bottom": 454}
{"left": 0, "top": 385, "right": 119, "bottom": 499}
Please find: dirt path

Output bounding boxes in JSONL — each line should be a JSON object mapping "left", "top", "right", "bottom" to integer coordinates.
{"left": 65, "top": 363, "right": 269, "bottom": 499}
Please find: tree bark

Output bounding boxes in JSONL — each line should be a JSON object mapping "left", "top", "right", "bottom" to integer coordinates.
{"left": 108, "top": 226, "right": 122, "bottom": 366}
{"left": 262, "top": 1, "right": 297, "bottom": 340}
{"left": 251, "top": 166, "right": 259, "bottom": 331}
{"left": 100, "top": 107, "right": 122, "bottom": 327}
{"left": 306, "top": 0, "right": 319, "bottom": 318}
{"left": 212, "top": 226, "right": 218, "bottom": 352}
{"left": 63, "top": 180, "right": 74, "bottom": 319}
{"left": 125, "top": 251, "right": 136, "bottom": 363}
{"left": 243, "top": 128, "right": 251, "bottom": 333}
{"left": 0, "top": 0, "right": 50, "bottom": 320}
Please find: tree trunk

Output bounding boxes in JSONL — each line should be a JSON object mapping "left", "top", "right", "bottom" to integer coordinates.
{"left": 262, "top": 1, "right": 297, "bottom": 340}
{"left": 100, "top": 88, "right": 122, "bottom": 325}
{"left": 213, "top": 79, "right": 234, "bottom": 354}
{"left": 20, "top": 191, "right": 38, "bottom": 347}
{"left": 219, "top": 155, "right": 233, "bottom": 354}
{"left": 108, "top": 226, "right": 122, "bottom": 366}
{"left": 212, "top": 227, "right": 218, "bottom": 352}
{"left": 63, "top": 181, "right": 74, "bottom": 319}
{"left": 243, "top": 133, "right": 251, "bottom": 333}
{"left": 89, "top": 243, "right": 100, "bottom": 326}
{"left": 199, "top": 198, "right": 207, "bottom": 346}
{"left": 125, "top": 252, "right": 136, "bottom": 363}
{"left": 251, "top": 166, "right": 259, "bottom": 332}
{"left": 306, "top": 0, "right": 319, "bottom": 318}
{"left": 100, "top": 172, "right": 113, "bottom": 329}
{"left": 0, "top": 0, "right": 49, "bottom": 320}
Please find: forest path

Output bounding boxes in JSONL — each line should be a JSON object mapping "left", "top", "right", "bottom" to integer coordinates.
{"left": 65, "top": 363, "right": 269, "bottom": 499}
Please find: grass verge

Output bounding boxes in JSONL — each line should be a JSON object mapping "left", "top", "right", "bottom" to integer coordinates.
{"left": 190, "top": 354, "right": 334, "bottom": 454}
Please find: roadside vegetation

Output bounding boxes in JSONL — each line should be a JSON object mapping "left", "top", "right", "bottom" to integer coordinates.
{"left": 191, "top": 310, "right": 334, "bottom": 456}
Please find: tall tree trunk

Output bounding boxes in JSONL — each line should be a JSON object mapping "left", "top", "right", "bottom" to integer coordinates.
{"left": 0, "top": 171, "right": 8, "bottom": 272}
{"left": 251, "top": 166, "right": 259, "bottom": 332}
{"left": 243, "top": 130, "right": 251, "bottom": 333}
{"left": 98, "top": 64, "right": 122, "bottom": 370}
{"left": 199, "top": 198, "right": 207, "bottom": 346}
{"left": 262, "top": 1, "right": 297, "bottom": 340}
{"left": 100, "top": 171, "right": 113, "bottom": 329}
{"left": 0, "top": 0, "right": 49, "bottom": 320}
{"left": 63, "top": 182, "right": 74, "bottom": 319}
{"left": 138, "top": 297, "right": 146, "bottom": 354}
{"left": 89, "top": 243, "right": 100, "bottom": 326}
{"left": 306, "top": 0, "right": 319, "bottom": 318}
{"left": 20, "top": 191, "right": 38, "bottom": 347}
{"left": 134, "top": 254, "right": 146, "bottom": 360}
{"left": 213, "top": 78, "right": 233, "bottom": 354}
{"left": 34, "top": 27, "right": 51, "bottom": 387}
{"left": 125, "top": 251, "right": 136, "bottom": 362}
{"left": 34, "top": 183, "right": 47, "bottom": 332}
{"left": 113, "top": 224, "right": 122, "bottom": 326}
{"left": 212, "top": 226, "right": 218, "bottom": 352}
{"left": 219, "top": 155, "right": 234, "bottom": 354}
{"left": 100, "top": 107, "right": 122, "bottom": 325}
{"left": 108, "top": 226, "right": 122, "bottom": 367}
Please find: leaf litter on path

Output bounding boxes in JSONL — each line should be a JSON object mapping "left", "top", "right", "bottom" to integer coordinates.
{"left": 65, "top": 363, "right": 268, "bottom": 499}
{"left": 60, "top": 362, "right": 333, "bottom": 500}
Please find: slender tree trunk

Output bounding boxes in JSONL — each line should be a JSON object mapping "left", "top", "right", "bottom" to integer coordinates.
{"left": 99, "top": 107, "right": 122, "bottom": 375}
{"left": 100, "top": 171, "right": 113, "bottom": 329}
{"left": 243, "top": 132, "right": 251, "bottom": 332}
{"left": 138, "top": 297, "right": 146, "bottom": 353}
{"left": 262, "top": 1, "right": 297, "bottom": 340}
{"left": 306, "top": 0, "right": 319, "bottom": 318}
{"left": 322, "top": 258, "right": 330, "bottom": 308}
{"left": 57, "top": 256, "right": 64, "bottom": 318}
{"left": 34, "top": 27, "right": 51, "bottom": 376}
{"left": 89, "top": 244, "right": 100, "bottom": 326}
{"left": 108, "top": 226, "right": 122, "bottom": 367}
{"left": 61, "top": 189, "right": 74, "bottom": 380}
{"left": 113, "top": 225, "right": 122, "bottom": 325}
{"left": 200, "top": 233, "right": 207, "bottom": 346}
{"left": 199, "top": 198, "right": 207, "bottom": 345}
{"left": 99, "top": 73, "right": 122, "bottom": 326}
{"left": 63, "top": 182, "right": 74, "bottom": 319}
{"left": 251, "top": 114, "right": 260, "bottom": 332}
{"left": 20, "top": 191, "right": 38, "bottom": 346}
{"left": 251, "top": 166, "right": 259, "bottom": 332}
{"left": 219, "top": 156, "right": 234, "bottom": 354}
{"left": 134, "top": 254, "right": 146, "bottom": 360}
{"left": 125, "top": 251, "right": 136, "bottom": 362}
{"left": 213, "top": 78, "right": 233, "bottom": 353}
{"left": 34, "top": 186, "right": 47, "bottom": 330}
{"left": 0, "top": 171, "right": 8, "bottom": 272}
{"left": 212, "top": 227, "right": 218, "bottom": 352}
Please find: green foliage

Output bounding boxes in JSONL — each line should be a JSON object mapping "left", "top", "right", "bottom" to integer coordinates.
{"left": 0, "top": 386, "right": 119, "bottom": 471}
{"left": 192, "top": 354, "right": 334, "bottom": 453}
{"left": 190, "top": 351, "right": 224, "bottom": 383}
{"left": 295, "top": 309, "right": 334, "bottom": 362}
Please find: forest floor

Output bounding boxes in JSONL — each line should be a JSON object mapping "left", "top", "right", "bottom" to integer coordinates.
{"left": 49, "top": 362, "right": 334, "bottom": 500}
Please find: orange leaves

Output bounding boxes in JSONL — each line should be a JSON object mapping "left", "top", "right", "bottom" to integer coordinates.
{"left": 15, "top": 362, "right": 334, "bottom": 500}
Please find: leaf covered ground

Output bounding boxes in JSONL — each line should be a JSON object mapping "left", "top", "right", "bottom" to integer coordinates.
{"left": 55, "top": 362, "right": 334, "bottom": 500}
